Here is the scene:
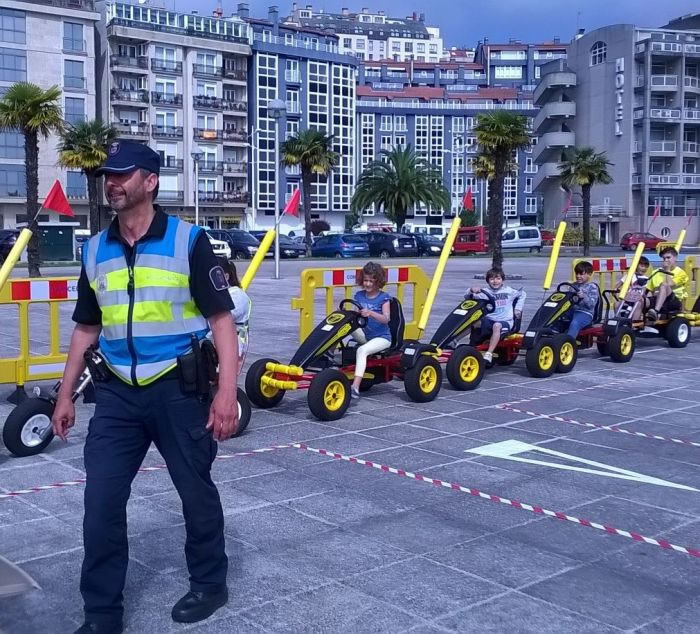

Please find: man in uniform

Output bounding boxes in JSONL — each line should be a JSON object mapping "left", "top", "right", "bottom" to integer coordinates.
{"left": 52, "top": 141, "right": 238, "bottom": 634}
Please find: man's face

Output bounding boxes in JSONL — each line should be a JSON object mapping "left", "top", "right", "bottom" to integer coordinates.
{"left": 661, "top": 252, "right": 676, "bottom": 270}
{"left": 104, "top": 169, "right": 157, "bottom": 212}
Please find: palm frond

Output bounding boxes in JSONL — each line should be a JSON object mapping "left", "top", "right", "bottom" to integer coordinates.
{"left": 558, "top": 147, "right": 614, "bottom": 188}
{"left": 0, "top": 82, "right": 63, "bottom": 137}
{"left": 57, "top": 119, "right": 117, "bottom": 172}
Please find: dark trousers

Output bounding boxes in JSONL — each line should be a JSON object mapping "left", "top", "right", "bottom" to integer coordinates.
{"left": 80, "top": 376, "right": 227, "bottom": 626}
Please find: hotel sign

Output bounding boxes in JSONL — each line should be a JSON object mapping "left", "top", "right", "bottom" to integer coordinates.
{"left": 615, "top": 57, "right": 625, "bottom": 136}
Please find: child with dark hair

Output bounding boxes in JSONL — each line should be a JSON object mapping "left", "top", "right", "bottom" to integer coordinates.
{"left": 350, "top": 262, "right": 392, "bottom": 399}
{"left": 468, "top": 268, "right": 526, "bottom": 364}
{"left": 567, "top": 261, "right": 599, "bottom": 339}
{"left": 217, "top": 257, "right": 251, "bottom": 371}
{"left": 646, "top": 246, "right": 688, "bottom": 321}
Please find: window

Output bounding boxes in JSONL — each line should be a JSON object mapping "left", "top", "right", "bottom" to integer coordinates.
{"left": 356, "top": 40, "right": 365, "bottom": 50}
{"left": 197, "top": 113, "right": 216, "bottom": 129}
{"left": 525, "top": 177, "right": 533, "bottom": 193}
{"left": 417, "top": 43, "right": 425, "bottom": 53}
{"left": 525, "top": 157, "right": 537, "bottom": 173}
{"left": 380, "top": 114, "right": 392, "bottom": 131}
{"left": 64, "top": 60, "right": 85, "bottom": 90}
{"left": 66, "top": 171, "right": 86, "bottom": 198}
{"left": 0, "top": 164, "right": 25, "bottom": 197}
{"left": 285, "top": 33, "right": 294, "bottom": 45}
{"left": 196, "top": 82, "right": 216, "bottom": 97}
{"left": 155, "top": 78, "right": 176, "bottom": 94}
{"left": 394, "top": 115, "right": 406, "bottom": 131}
{"left": 0, "top": 131, "right": 23, "bottom": 158}
{"left": 404, "top": 42, "right": 413, "bottom": 53}
{"left": 466, "top": 136, "right": 477, "bottom": 153}
{"left": 65, "top": 97, "right": 85, "bottom": 124}
{"left": 286, "top": 89, "right": 299, "bottom": 113}
{"left": 392, "top": 41, "right": 400, "bottom": 52}
{"left": 63, "top": 22, "right": 83, "bottom": 52}
{"left": 0, "top": 8, "right": 25, "bottom": 44}
{"left": 286, "top": 119, "right": 299, "bottom": 139}
{"left": 590, "top": 41, "right": 607, "bottom": 66}
{"left": 494, "top": 66, "right": 523, "bottom": 79}
{"left": 525, "top": 197, "right": 537, "bottom": 213}
{"left": 343, "top": 37, "right": 351, "bottom": 48}
{"left": 0, "top": 47, "right": 26, "bottom": 81}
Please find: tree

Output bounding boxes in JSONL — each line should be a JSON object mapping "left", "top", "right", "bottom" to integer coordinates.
{"left": 58, "top": 119, "right": 116, "bottom": 236}
{"left": 0, "top": 82, "right": 63, "bottom": 276}
{"left": 280, "top": 129, "right": 339, "bottom": 253}
{"left": 310, "top": 219, "right": 330, "bottom": 235}
{"left": 558, "top": 147, "right": 614, "bottom": 256}
{"left": 351, "top": 145, "right": 449, "bottom": 232}
{"left": 459, "top": 209, "right": 479, "bottom": 227}
{"left": 474, "top": 111, "right": 530, "bottom": 269}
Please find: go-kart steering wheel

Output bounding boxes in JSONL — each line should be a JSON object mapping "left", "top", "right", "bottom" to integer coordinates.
{"left": 339, "top": 298, "right": 368, "bottom": 328}
{"left": 475, "top": 288, "right": 497, "bottom": 313}
{"left": 556, "top": 282, "right": 582, "bottom": 304}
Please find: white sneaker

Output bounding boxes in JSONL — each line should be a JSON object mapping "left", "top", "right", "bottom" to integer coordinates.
{"left": 483, "top": 352, "right": 493, "bottom": 363}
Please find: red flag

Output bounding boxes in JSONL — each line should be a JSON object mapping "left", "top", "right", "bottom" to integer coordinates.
{"left": 42, "top": 180, "right": 74, "bottom": 217}
{"left": 283, "top": 188, "right": 300, "bottom": 218}
{"left": 687, "top": 208, "right": 696, "bottom": 227}
{"left": 462, "top": 186, "right": 473, "bottom": 211}
{"left": 649, "top": 201, "right": 661, "bottom": 229}
{"left": 561, "top": 189, "right": 572, "bottom": 219}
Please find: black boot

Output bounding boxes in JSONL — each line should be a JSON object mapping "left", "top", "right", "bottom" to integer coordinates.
{"left": 171, "top": 588, "right": 228, "bottom": 623}
{"left": 74, "top": 622, "right": 123, "bottom": 634}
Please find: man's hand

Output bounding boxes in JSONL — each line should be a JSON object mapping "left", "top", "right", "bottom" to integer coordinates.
{"left": 52, "top": 396, "right": 76, "bottom": 442}
{"left": 207, "top": 386, "right": 239, "bottom": 441}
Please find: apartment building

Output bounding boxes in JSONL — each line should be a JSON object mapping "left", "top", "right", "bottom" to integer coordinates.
{"left": 0, "top": 0, "right": 100, "bottom": 230}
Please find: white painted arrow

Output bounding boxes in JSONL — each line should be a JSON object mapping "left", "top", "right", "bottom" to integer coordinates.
{"left": 467, "top": 440, "right": 698, "bottom": 492}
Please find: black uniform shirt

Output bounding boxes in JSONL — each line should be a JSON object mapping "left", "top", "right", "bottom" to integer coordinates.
{"left": 72, "top": 207, "right": 234, "bottom": 325}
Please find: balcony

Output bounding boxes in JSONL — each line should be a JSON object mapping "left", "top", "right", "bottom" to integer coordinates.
{"left": 648, "top": 140, "right": 677, "bottom": 153}
{"left": 110, "top": 55, "right": 148, "bottom": 71}
{"left": 285, "top": 70, "right": 301, "bottom": 83}
{"left": 685, "top": 109, "right": 700, "bottom": 121}
{"left": 649, "top": 108, "right": 681, "bottom": 120}
{"left": 222, "top": 100, "right": 247, "bottom": 114}
{"left": 194, "top": 128, "right": 222, "bottom": 141}
{"left": 113, "top": 122, "right": 149, "bottom": 138}
{"left": 159, "top": 190, "right": 184, "bottom": 203}
{"left": 151, "top": 91, "right": 182, "bottom": 106}
{"left": 685, "top": 76, "right": 700, "bottom": 92}
{"left": 533, "top": 131, "right": 575, "bottom": 162}
{"left": 650, "top": 41, "right": 682, "bottom": 54}
{"left": 683, "top": 174, "right": 700, "bottom": 186}
{"left": 223, "top": 129, "right": 247, "bottom": 143}
{"left": 648, "top": 74, "right": 678, "bottom": 90}
{"left": 151, "top": 59, "right": 182, "bottom": 74}
{"left": 533, "top": 71, "right": 576, "bottom": 105}
{"left": 198, "top": 160, "right": 224, "bottom": 174}
{"left": 193, "top": 64, "right": 223, "bottom": 78}
{"left": 286, "top": 101, "right": 301, "bottom": 115}
{"left": 198, "top": 191, "right": 249, "bottom": 204}
{"left": 532, "top": 161, "right": 560, "bottom": 192}
{"left": 223, "top": 68, "right": 247, "bottom": 82}
{"left": 566, "top": 205, "right": 624, "bottom": 218}
{"left": 223, "top": 162, "right": 247, "bottom": 175}
{"left": 193, "top": 95, "right": 224, "bottom": 110}
{"left": 685, "top": 44, "right": 700, "bottom": 55}
{"left": 632, "top": 173, "right": 642, "bottom": 185}
{"left": 111, "top": 88, "right": 149, "bottom": 104}
{"left": 649, "top": 174, "right": 681, "bottom": 186}
{"left": 152, "top": 125, "right": 183, "bottom": 138}
{"left": 533, "top": 101, "right": 576, "bottom": 131}
{"left": 160, "top": 157, "right": 183, "bottom": 172}
{"left": 684, "top": 141, "right": 700, "bottom": 155}
{"left": 27, "top": 0, "right": 95, "bottom": 9}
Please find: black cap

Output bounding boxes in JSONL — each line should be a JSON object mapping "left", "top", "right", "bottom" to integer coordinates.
{"left": 96, "top": 140, "right": 160, "bottom": 176}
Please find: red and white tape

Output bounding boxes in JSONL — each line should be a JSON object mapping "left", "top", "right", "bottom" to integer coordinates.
{"left": 498, "top": 405, "right": 700, "bottom": 448}
{"left": 0, "top": 444, "right": 292, "bottom": 500}
{"left": 292, "top": 443, "right": 700, "bottom": 558}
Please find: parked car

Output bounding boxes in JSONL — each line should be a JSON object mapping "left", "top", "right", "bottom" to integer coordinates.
{"left": 206, "top": 232, "right": 232, "bottom": 259}
{"left": 357, "top": 232, "right": 418, "bottom": 258}
{"left": 311, "top": 233, "right": 369, "bottom": 258}
{"left": 249, "top": 231, "right": 307, "bottom": 258}
{"left": 208, "top": 229, "right": 259, "bottom": 260}
{"left": 401, "top": 223, "right": 450, "bottom": 240}
{"left": 540, "top": 228, "right": 556, "bottom": 244}
{"left": 0, "top": 230, "right": 19, "bottom": 264}
{"left": 502, "top": 226, "right": 542, "bottom": 253}
{"left": 413, "top": 232, "right": 444, "bottom": 256}
{"left": 620, "top": 232, "right": 663, "bottom": 251}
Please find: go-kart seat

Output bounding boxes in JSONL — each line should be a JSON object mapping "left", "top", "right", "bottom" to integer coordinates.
{"left": 386, "top": 297, "right": 405, "bottom": 350}
{"left": 469, "top": 296, "right": 522, "bottom": 346}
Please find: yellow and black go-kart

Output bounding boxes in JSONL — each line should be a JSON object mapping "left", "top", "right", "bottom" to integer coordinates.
{"left": 245, "top": 298, "right": 444, "bottom": 421}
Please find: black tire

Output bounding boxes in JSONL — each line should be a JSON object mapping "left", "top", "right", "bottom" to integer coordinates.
{"left": 233, "top": 387, "right": 251, "bottom": 437}
{"left": 2, "top": 398, "right": 55, "bottom": 457}
{"left": 379, "top": 249, "right": 390, "bottom": 258}
{"left": 608, "top": 327, "right": 635, "bottom": 362}
{"left": 308, "top": 369, "right": 351, "bottom": 421}
{"left": 245, "top": 358, "right": 285, "bottom": 408}
{"left": 234, "top": 250, "right": 247, "bottom": 260}
{"left": 445, "top": 346, "right": 484, "bottom": 391}
{"left": 359, "top": 377, "right": 376, "bottom": 392}
{"left": 404, "top": 356, "right": 442, "bottom": 402}
{"left": 694, "top": 295, "right": 700, "bottom": 314}
{"left": 553, "top": 334, "right": 577, "bottom": 373}
{"left": 666, "top": 318, "right": 691, "bottom": 349}
{"left": 596, "top": 340, "right": 609, "bottom": 357}
{"left": 525, "top": 338, "right": 559, "bottom": 378}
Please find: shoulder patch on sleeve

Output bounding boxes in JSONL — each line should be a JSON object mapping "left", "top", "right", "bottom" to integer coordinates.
{"left": 209, "top": 265, "right": 229, "bottom": 291}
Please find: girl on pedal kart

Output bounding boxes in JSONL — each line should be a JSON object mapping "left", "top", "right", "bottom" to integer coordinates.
{"left": 218, "top": 257, "right": 251, "bottom": 374}
{"left": 350, "top": 262, "right": 392, "bottom": 399}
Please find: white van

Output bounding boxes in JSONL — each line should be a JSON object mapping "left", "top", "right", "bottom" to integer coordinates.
{"left": 501, "top": 226, "right": 542, "bottom": 253}
{"left": 402, "top": 223, "right": 450, "bottom": 240}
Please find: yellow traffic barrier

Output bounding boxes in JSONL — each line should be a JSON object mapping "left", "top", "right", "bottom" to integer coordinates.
{"left": 0, "top": 277, "right": 78, "bottom": 402}
{"left": 291, "top": 265, "right": 430, "bottom": 343}
{"left": 543, "top": 221, "right": 567, "bottom": 290}
{"left": 417, "top": 216, "right": 461, "bottom": 335}
{"left": 618, "top": 242, "right": 646, "bottom": 300}
{"left": 241, "top": 229, "right": 275, "bottom": 291}
{"left": 656, "top": 231, "right": 686, "bottom": 254}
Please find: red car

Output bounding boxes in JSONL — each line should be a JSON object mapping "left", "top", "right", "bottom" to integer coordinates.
{"left": 620, "top": 232, "right": 663, "bottom": 251}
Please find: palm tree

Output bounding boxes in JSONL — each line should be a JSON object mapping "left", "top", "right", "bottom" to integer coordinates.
{"left": 58, "top": 120, "right": 116, "bottom": 236}
{"left": 351, "top": 145, "right": 449, "bottom": 231}
{"left": 280, "top": 129, "right": 339, "bottom": 252}
{"left": 558, "top": 147, "right": 614, "bottom": 256}
{"left": 474, "top": 111, "right": 530, "bottom": 269}
{"left": 0, "top": 82, "right": 63, "bottom": 277}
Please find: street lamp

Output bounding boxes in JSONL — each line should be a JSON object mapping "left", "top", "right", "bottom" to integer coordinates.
{"left": 190, "top": 148, "right": 203, "bottom": 226}
{"left": 267, "top": 98, "right": 287, "bottom": 280}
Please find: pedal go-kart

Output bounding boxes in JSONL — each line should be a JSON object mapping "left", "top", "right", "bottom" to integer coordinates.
{"left": 603, "top": 269, "right": 695, "bottom": 349}
{"left": 2, "top": 344, "right": 252, "bottom": 458}
{"left": 245, "top": 298, "right": 444, "bottom": 421}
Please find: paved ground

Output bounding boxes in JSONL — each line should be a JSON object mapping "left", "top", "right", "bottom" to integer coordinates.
{"left": 1, "top": 255, "right": 700, "bottom": 633}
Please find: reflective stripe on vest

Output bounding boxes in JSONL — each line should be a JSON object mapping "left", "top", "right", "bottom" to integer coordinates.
{"left": 84, "top": 215, "right": 209, "bottom": 385}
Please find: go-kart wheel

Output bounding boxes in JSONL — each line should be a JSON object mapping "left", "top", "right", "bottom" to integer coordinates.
{"left": 308, "top": 369, "right": 351, "bottom": 421}
{"left": 233, "top": 387, "right": 251, "bottom": 437}
{"left": 446, "top": 346, "right": 484, "bottom": 391}
{"left": 404, "top": 356, "right": 442, "bottom": 402}
{"left": 359, "top": 377, "right": 376, "bottom": 392}
{"left": 608, "top": 327, "right": 635, "bottom": 362}
{"left": 245, "top": 358, "right": 286, "bottom": 408}
{"left": 2, "top": 397, "right": 55, "bottom": 457}
{"left": 553, "top": 334, "right": 577, "bottom": 374}
{"left": 665, "top": 317, "right": 691, "bottom": 349}
{"left": 694, "top": 296, "right": 700, "bottom": 314}
{"left": 525, "top": 339, "right": 559, "bottom": 378}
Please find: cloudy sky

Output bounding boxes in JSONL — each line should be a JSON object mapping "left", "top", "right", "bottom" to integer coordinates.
{"left": 170, "top": 0, "right": 699, "bottom": 46}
